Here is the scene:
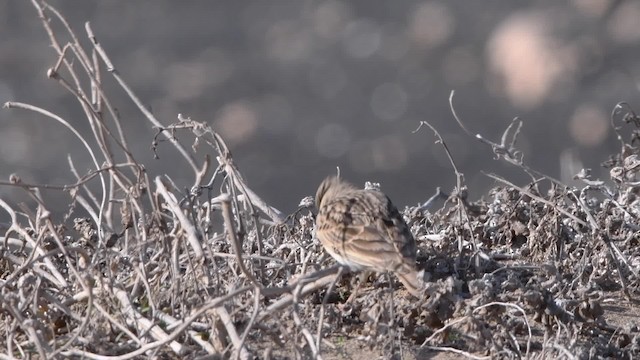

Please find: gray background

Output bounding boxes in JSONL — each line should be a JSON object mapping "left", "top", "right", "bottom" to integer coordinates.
{"left": 1, "top": 1, "right": 638, "bottom": 215}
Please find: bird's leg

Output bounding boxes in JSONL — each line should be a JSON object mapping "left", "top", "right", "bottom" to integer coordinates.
{"left": 344, "top": 270, "right": 371, "bottom": 304}
{"left": 385, "top": 272, "right": 395, "bottom": 325}
{"left": 384, "top": 272, "right": 399, "bottom": 356}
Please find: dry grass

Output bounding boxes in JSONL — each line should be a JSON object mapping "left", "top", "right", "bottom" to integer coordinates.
{"left": 1, "top": 2, "right": 640, "bottom": 359}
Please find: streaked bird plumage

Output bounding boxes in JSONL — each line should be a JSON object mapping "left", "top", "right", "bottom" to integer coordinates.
{"left": 315, "top": 176, "right": 423, "bottom": 297}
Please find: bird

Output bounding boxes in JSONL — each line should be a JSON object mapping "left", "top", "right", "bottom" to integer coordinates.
{"left": 314, "top": 176, "right": 424, "bottom": 298}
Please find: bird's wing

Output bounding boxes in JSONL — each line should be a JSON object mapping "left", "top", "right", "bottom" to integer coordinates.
{"left": 349, "top": 192, "right": 417, "bottom": 265}
{"left": 338, "top": 224, "right": 408, "bottom": 270}
{"left": 316, "top": 190, "right": 416, "bottom": 272}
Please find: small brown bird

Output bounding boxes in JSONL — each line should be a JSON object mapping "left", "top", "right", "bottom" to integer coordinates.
{"left": 315, "top": 176, "right": 424, "bottom": 298}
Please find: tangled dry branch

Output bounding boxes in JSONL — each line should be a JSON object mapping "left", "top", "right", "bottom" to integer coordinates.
{"left": 2, "top": 2, "right": 640, "bottom": 359}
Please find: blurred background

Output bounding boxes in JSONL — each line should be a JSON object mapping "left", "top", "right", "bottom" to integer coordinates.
{"left": 1, "top": 0, "right": 639, "bottom": 215}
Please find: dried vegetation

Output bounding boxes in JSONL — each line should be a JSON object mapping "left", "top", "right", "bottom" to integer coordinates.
{"left": 1, "top": 2, "right": 640, "bottom": 359}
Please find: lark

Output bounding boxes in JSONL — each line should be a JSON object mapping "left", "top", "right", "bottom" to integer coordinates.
{"left": 315, "top": 176, "right": 423, "bottom": 298}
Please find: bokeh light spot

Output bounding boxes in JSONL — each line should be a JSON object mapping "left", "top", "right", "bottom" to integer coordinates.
{"left": 569, "top": 104, "right": 608, "bottom": 147}
{"left": 316, "top": 123, "right": 351, "bottom": 158}
{"left": 214, "top": 101, "right": 258, "bottom": 145}
{"left": 370, "top": 83, "right": 408, "bottom": 121}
